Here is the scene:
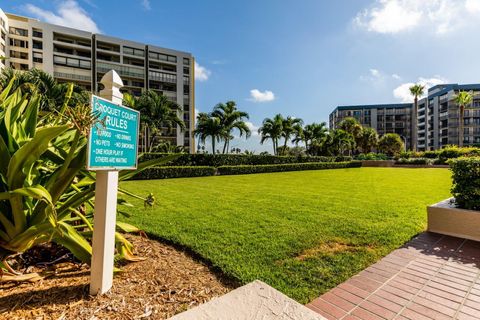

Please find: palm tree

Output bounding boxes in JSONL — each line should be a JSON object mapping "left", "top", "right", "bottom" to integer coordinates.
{"left": 211, "top": 101, "right": 251, "bottom": 153}
{"left": 357, "top": 127, "right": 378, "bottom": 153}
{"left": 338, "top": 117, "right": 362, "bottom": 155}
{"left": 328, "top": 129, "right": 355, "bottom": 156}
{"left": 0, "top": 68, "right": 88, "bottom": 111}
{"left": 454, "top": 91, "right": 474, "bottom": 147}
{"left": 194, "top": 112, "right": 224, "bottom": 154}
{"left": 293, "top": 122, "right": 328, "bottom": 154}
{"left": 280, "top": 116, "right": 303, "bottom": 155}
{"left": 409, "top": 84, "right": 425, "bottom": 151}
{"left": 124, "top": 90, "right": 186, "bottom": 152}
{"left": 258, "top": 114, "right": 284, "bottom": 155}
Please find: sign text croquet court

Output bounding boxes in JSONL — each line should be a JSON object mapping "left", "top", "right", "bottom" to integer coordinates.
{"left": 87, "top": 95, "right": 139, "bottom": 170}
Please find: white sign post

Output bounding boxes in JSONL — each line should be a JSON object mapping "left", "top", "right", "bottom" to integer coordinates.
{"left": 89, "top": 70, "right": 139, "bottom": 295}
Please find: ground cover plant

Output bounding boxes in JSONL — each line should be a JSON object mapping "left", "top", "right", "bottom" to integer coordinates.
{"left": 120, "top": 167, "right": 451, "bottom": 303}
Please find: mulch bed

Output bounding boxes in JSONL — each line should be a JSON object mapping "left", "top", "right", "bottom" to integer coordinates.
{"left": 0, "top": 235, "right": 234, "bottom": 319}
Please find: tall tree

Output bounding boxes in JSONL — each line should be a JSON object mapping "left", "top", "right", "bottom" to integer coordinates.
{"left": 378, "top": 133, "right": 404, "bottom": 156}
{"left": 409, "top": 84, "right": 425, "bottom": 151}
{"left": 357, "top": 127, "right": 379, "bottom": 153}
{"left": 124, "top": 90, "right": 185, "bottom": 151}
{"left": 194, "top": 112, "right": 224, "bottom": 154}
{"left": 211, "top": 101, "right": 251, "bottom": 153}
{"left": 281, "top": 116, "right": 303, "bottom": 154}
{"left": 293, "top": 122, "right": 328, "bottom": 154}
{"left": 258, "top": 114, "right": 284, "bottom": 155}
{"left": 0, "top": 68, "right": 88, "bottom": 111}
{"left": 454, "top": 91, "right": 473, "bottom": 147}
{"left": 322, "top": 129, "right": 355, "bottom": 156}
{"left": 338, "top": 117, "right": 361, "bottom": 155}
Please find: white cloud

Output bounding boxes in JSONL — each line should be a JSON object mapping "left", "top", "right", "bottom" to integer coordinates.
{"left": 249, "top": 89, "right": 275, "bottom": 103}
{"left": 370, "top": 68, "right": 380, "bottom": 77}
{"left": 141, "top": 0, "right": 151, "bottom": 10}
{"left": 24, "top": 0, "right": 100, "bottom": 33}
{"left": 245, "top": 121, "right": 259, "bottom": 136}
{"left": 360, "top": 68, "right": 386, "bottom": 84}
{"left": 466, "top": 0, "right": 480, "bottom": 12}
{"left": 392, "top": 74, "right": 401, "bottom": 80}
{"left": 393, "top": 76, "right": 448, "bottom": 102}
{"left": 354, "top": 0, "right": 480, "bottom": 35}
{"left": 195, "top": 62, "right": 211, "bottom": 82}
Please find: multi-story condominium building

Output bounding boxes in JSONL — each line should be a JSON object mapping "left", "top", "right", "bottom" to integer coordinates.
{"left": 330, "top": 83, "right": 480, "bottom": 151}
{"left": 329, "top": 103, "right": 413, "bottom": 150}
{"left": 416, "top": 84, "right": 480, "bottom": 151}
{"left": 0, "top": 9, "right": 195, "bottom": 153}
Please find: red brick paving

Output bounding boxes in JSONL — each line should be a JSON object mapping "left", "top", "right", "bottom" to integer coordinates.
{"left": 306, "top": 232, "right": 480, "bottom": 319}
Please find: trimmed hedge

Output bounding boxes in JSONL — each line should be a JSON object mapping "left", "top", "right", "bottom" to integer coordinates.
{"left": 395, "top": 158, "right": 433, "bottom": 165}
{"left": 399, "top": 146, "right": 480, "bottom": 164}
{"left": 450, "top": 157, "right": 480, "bottom": 210}
{"left": 138, "top": 153, "right": 352, "bottom": 167}
{"left": 133, "top": 166, "right": 216, "bottom": 180}
{"left": 216, "top": 161, "right": 362, "bottom": 175}
{"left": 356, "top": 153, "right": 388, "bottom": 160}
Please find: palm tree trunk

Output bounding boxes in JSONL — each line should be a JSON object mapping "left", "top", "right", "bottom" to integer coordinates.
{"left": 272, "top": 138, "right": 276, "bottom": 155}
{"left": 212, "top": 136, "right": 216, "bottom": 155}
{"left": 283, "top": 136, "right": 288, "bottom": 154}
{"left": 305, "top": 141, "right": 308, "bottom": 154}
{"left": 412, "top": 97, "right": 418, "bottom": 151}
{"left": 222, "top": 139, "right": 228, "bottom": 154}
{"left": 459, "top": 105, "right": 464, "bottom": 147}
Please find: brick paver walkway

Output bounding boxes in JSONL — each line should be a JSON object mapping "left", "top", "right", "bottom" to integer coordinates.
{"left": 306, "top": 232, "right": 480, "bottom": 320}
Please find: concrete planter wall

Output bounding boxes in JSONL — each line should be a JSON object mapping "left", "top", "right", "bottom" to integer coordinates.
{"left": 427, "top": 198, "right": 480, "bottom": 241}
{"left": 361, "top": 160, "right": 395, "bottom": 167}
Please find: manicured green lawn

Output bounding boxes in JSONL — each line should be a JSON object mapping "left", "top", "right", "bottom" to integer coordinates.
{"left": 120, "top": 167, "right": 451, "bottom": 303}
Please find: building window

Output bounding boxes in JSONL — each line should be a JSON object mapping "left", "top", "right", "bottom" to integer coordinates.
{"left": 10, "top": 50, "right": 28, "bottom": 59}
{"left": 33, "top": 52, "right": 43, "bottom": 63}
{"left": 33, "top": 40, "right": 43, "bottom": 50}
{"left": 9, "top": 38, "right": 28, "bottom": 48}
{"left": 148, "top": 51, "right": 177, "bottom": 63}
{"left": 32, "top": 29, "right": 43, "bottom": 38}
{"left": 123, "top": 46, "right": 145, "bottom": 57}
{"left": 149, "top": 70, "right": 177, "bottom": 83}
{"left": 54, "top": 55, "right": 91, "bottom": 69}
{"left": 9, "top": 27, "right": 28, "bottom": 37}
{"left": 183, "top": 57, "right": 190, "bottom": 65}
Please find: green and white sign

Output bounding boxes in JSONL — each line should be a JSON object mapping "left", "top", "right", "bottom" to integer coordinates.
{"left": 87, "top": 95, "right": 139, "bottom": 170}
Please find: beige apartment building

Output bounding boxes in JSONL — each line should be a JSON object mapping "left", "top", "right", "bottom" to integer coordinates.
{"left": 330, "top": 84, "right": 480, "bottom": 151}
{"left": 0, "top": 8, "right": 195, "bottom": 153}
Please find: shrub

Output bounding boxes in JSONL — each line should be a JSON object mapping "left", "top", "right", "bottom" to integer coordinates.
{"left": 356, "top": 153, "right": 388, "bottom": 160}
{"left": 378, "top": 133, "right": 404, "bottom": 156}
{"left": 217, "top": 161, "right": 361, "bottom": 175}
{"left": 132, "top": 166, "right": 216, "bottom": 180}
{"left": 437, "top": 146, "right": 480, "bottom": 164}
{"left": 139, "top": 153, "right": 352, "bottom": 166}
{"left": 449, "top": 157, "right": 480, "bottom": 210}
{"left": 396, "top": 158, "right": 433, "bottom": 165}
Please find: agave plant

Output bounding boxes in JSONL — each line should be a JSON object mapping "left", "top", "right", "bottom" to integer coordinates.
{"left": 0, "top": 76, "right": 178, "bottom": 280}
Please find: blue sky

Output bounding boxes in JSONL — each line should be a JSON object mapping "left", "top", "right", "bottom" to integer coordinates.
{"left": 3, "top": 0, "right": 480, "bottom": 153}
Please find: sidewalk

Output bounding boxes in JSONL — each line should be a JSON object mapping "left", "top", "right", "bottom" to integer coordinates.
{"left": 306, "top": 232, "right": 480, "bottom": 320}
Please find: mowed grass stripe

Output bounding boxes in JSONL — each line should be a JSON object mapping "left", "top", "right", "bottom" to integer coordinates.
{"left": 120, "top": 167, "right": 451, "bottom": 303}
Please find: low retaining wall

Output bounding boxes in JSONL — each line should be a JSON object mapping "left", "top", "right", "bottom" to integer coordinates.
{"left": 427, "top": 198, "right": 480, "bottom": 241}
{"left": 361, "top": 160, "right": 395, "bottom": 167}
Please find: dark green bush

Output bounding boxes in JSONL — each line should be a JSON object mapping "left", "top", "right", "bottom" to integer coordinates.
{"left": 138, "top": 153, "right": 352, "bottom": 166}
{"left": 217, "top": 161, "right": 361, "bottom": 175}
{"left": 396, "top": 158, "right": 433, "bottom": 165}
{"left": 132, "top": 166, "right": 216, "bottom": 180}
{"left": 356, "top": 153, "right": 388, "bottom": 160}
{"left": 449, "top": 157, "right": 480, "bottom": 210}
